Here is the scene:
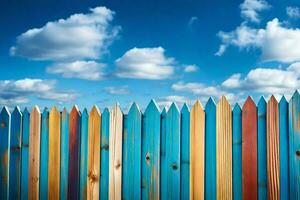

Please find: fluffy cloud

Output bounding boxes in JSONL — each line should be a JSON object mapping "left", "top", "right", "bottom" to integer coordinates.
{"left": 47, "top": 60, "right": 105, "bottom": 80}
{"left": 115, "top": 47, "right": 175, "bottom": 79}
{"left": 240, "top": 0, "right": 270, "bottom": 23}
{"left": 157, "top": 95, "right": 192, "bottom": 109}
{"left": 0, "top": 78, "right": 77, "bottom": 105}
{"left": 10, "top": 7, "right": 120, "bottom": 61}
{"left": 286, "top": 6, "right": 300, "bottom": 19}
{"left": 216, "top": 18, "right": 300, "bottom": 62}
{"left": 104, "top": 86, "right": 129, "bottom": 95}
{"left": 184, "top": 65, "right": 198, "bottom": 72}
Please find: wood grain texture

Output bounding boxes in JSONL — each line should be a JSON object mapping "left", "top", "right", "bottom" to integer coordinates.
{"left": 40, "top": 108, "right": 49, "bottom": 200}
{"left": 160, "top": 108, "right": 167, "bottom": 200}
{"left": 190, "top": 101, "right": 205, "bottom": 200}
{"left": 60, "top": 108, "right": 69, "bottom": 199}
{"left": 79, "top": 109, "right": 88, "bottom": 200}
{"left": 0, "top": 107, "right": 10, "bottom": 199}
{"left": 87, "top": 106, "right": 101, "bottom": 200}
{"left": 48, "top": 107, "right": 61, "bottom": 200}
{"left": 29, "top": 106, "right": 41, "bottom": 200}
{"left": 9, "top": 107, "right": 22, "bottom": 199}
{"left": 242, "top": 97, "right": 257, "bottom": 200}
{"left": 68, "top": 106, "right": 81, "bottom": 200}
{"left": 21, "top": 108, "right": 30, "bottom": 200}
{"left": 216, "top": 96, "right": 232, "bottom": 200}
{"left": 109, "top": 105, "right": 123, "bottom": 200}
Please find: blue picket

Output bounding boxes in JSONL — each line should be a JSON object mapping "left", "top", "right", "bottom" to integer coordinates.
{"left": 122, "top": 103, "right": 142, "bottom": 200}
{"left": 232, "top": 103, "right": 242, "bottom": 200}
{"left": 288, "top": 91, "right": 300, "bottom": 199}
{"left": 258, "top": 97, "right": 267, "bottom": 200}
{"left": 160, "top": 108, "right": 167, "bottom": 200}
{"left": 79, "top": 108, "right": 88, "bottom": 200}
{"left": 0, "top": 107, "right": 10, "bottom": 199}
{"left": 142, "top": 100, "right": 161, "bottom": 200}
{"left": 205, "top": 97, "right": 216, "bottom": 200}
{"left": 100, "top": 108, "right": 110, "bottom": 200}
{"left": 60, "top": 108, "right": 69, "bottom": 199}
{"left": 21, "top": 108, "right": 30, "bottom": 200}
{"left": 180, "top": 104, "right": 190, "bottom": 200}
{"left": 40, "top": 108, "right": 49, "bottom": 200}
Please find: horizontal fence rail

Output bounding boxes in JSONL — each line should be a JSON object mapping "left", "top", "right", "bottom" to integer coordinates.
{"left": 0, "top": 92, "right": 300, "bottom": 200}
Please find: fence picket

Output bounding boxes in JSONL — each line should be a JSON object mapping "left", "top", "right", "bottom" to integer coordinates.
{"left": 60, "top": 108, "right": 69, "bottom": 199}
{"left": 40, "top": 108, "right": 49, "bottom": 200}
{"left": 79, "top": 108, "right": 88, "bottom": 200}
{"left": 160, "top": 108, "right": 167, "bottom": 200}
{"left": 21, "top": 108, "right": 30, "bottom": 200}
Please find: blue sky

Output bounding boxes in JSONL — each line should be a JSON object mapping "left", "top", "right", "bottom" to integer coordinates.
{"left": 1, "top": 0, "right": 300, "bottom": 111}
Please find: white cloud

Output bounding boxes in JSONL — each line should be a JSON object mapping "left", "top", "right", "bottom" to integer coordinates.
{"left": 216, "top": 18, "right": 300, "bottom": 62}
{"left": 240, "top": 0, "right": 270, "bottom": 23}
{"left": 157, "top": 95, "right": 192, "bottom": 109}
{"left": 10, "top": 6, "right": 120, "bottom": 61}
{"left": 184, "top": 64, "right": 198, "bottom": 72}
{"left": 215, "top": 44, "right": 227, "bottom": 56}
{"left": 115, "top": 47, "right": 175, "bottom": 79}
{"left": 0, "top": 78, "right": 77, "bottom": 105}
{"left": 47, "top": 60, "right": 105, "bottom": 80}
{"left": 104, "top": 86, "right": 129, "bottom": 95}
{"left": 286, "top": 6, "right": 300, "bottom": 18}
{"left": 188, "top": 16, "right": 198, "bottom": 27}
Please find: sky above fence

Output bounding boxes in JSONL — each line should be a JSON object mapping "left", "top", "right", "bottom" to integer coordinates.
{"left": 1, "top": 0, "right": 300, "bottom": 110}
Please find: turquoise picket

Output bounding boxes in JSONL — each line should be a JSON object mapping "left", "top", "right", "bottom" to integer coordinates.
{"left": 232, "top": 103, "right": 242, "bottom": 200}
{"left": 100, "top": 108, "right": 110, "bottom": 200}
{"left": 142, "top": 100, "right": 161, "bottom": 200}
{"left": 289, "top": 91, "right": 300, "bottom": 199}
{"left": 205, "top": 97, "right": 216, "bottom": 200}
{"left": 279, "top": 96, "right": 289, "bottom": 200}
{"left": 160, "top": 108, "right": 167, "bottom": 200}
{"left": 21, "top": 108, "right": 30, "bottom": 200}
{"left": 9, "top": 107, "right": 22, "bottom": 199}
{"left": 40, "top": 108, "right": 49, "bottom": 200}
{"left": 180, "top": 104, "right": 190, "bottom": 200}
{"left": 79, "top": 108, "right": 88, "bottom": 200}
{"left": 257, "top": 97, "right": 267, "bottom": 200}
{"left": 0, "top": 107, "right": 10, "bottom": 199}
{"left": 60, "top": 108, "right": 69, "bottom": 199}
{"left": 122, "top": 103, "right": 142, "bottom": 200}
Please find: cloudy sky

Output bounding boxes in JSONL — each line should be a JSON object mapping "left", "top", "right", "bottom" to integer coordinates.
{"left": 1, "top": 0, "right": 300, "bottom": 110}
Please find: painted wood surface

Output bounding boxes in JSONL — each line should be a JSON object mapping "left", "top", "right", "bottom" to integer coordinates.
{"left": 160, "top": 108, "right": 167, "bottom": 200}
{"left": 190, "top": 101, "right": 205, "bottom": 200}
{"left": 68, "top": 106, "right": 81, "bottom": 200}
{"left": 40, "top": 108, "right": 49, "bottom": 200}
{"left": 289, "top": 91, "right": 300, "bottom": 199}
{"left": 109, "top": 105, "right": 123, "bottom": 200}
{"left": 205, "top": 97, "right": 216, "bottom": 200}
{"left": 232, "top": 103, "right": 242, "bottom": 200}
{"left": 216, "top": 96, "right": 232, "bottom": 200}
{"left": 48, "top": 107, "right": 61, "bottom": 199}
{"left": 87, "top": 106, "right": 101, "bottom": 200}
{"left": 100, "top": 108, "right": 110, "bottom": 200}
{"left": 142, "top": 100, "right": 160, "bottom": 200}
{"left": 79, "top": 108, "right": 88, "bottom": 200}
{"left": 279, "top": 97, "right": 289, "bottom": 200}
{"left": 122, "top": 103, "right": 142, "bottom": 200}
{"left": 0, "top": 107, "right": 10, "bottom": 199}
{"left": 60, "top": 108, "right": 69, "bottom": 199}
{"left": 9, "top": 107, "right": 22, "bottom": 199}
{"left": 242, "top": 97, "right": 257, "bottom": 200}
{"left": 28, "top": 106, "right": 41, "bottom": 200}
{"left": 180, "top": 104, "right": 190, "bottom": 200}
{"left": 21, "top": 108, "right": 30, "bottom": 200}
{"left": 258, "top": 97, "right": 268, "bottom": 200}
{"left": 267, "top": 96, "right": 280, "bottom": 200}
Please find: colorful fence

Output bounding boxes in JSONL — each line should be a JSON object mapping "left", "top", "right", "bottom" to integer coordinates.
{"left": 0, "top": 92, "right": 300, "bottom": 200}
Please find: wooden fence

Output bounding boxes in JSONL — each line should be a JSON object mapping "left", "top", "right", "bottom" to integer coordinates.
{"left": 0, "top": 92, "right": 300, "bottom": 200}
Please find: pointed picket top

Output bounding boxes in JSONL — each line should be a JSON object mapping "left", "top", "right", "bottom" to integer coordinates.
{"left": 145, "top": 99, "right": 160, "bottom": 113}
{"left": 192, "top": 100, "right": 204, "bottom": 111}
{"left": 90, "top": 105, "right": 101, "bottom": 118}
{"left": 205, "top": 97, "right": 216, "bottom": 109}
{"left": 50, "top": 106, "right": 59, "bottom": 115}
{"left": 23, "top": 107, "right": 29, "bottom": 115}
{"left": 243, "top": 96, "right": 256, "bottom": 109}
{"left": 82, "top": 108, "right": 88, "bottom": 116}
{"left": 167, "top": 102, "right": 180, "bottom": 114}
{"left": 290, "top": 90, "right": 300, "bottom": 103}
{"left": 268, "top": 95, "right": 278, "bottom": 104}
{"left": 181, "top": 103, "right": 189, "bottom": 113}
{"left": 279, "top": 95, "right": 288, "bottom": 104}
{"left": 128, "top": 102, "right": 141, "bottom": 116}
{"left": 102, "top": 107, "right": 109, "bottom": 116}
{"left": 112, "top": 103, "right": 123, "bottom": 115}
{"left": 31, "top": 105, "right": 41, "bottom": 115}
{"left": 1, "top": 106, "right": 10, "bottom": 117}
{"left": 233, "top": 103, "right": 242, "bottom": 114}
{"left": 70, "top": 105, "right": 80, "bottom": 116}
{"left": 258, "top": 96, "right": 267, "bottom": 106}
{"left": 217, "top": 95, "right": 231, "bottom": 108}
{"left": 42, "top": 107, "right": 49, "bottom": 116}
{"left": 161, "top": 107, "right": 167, "bottom": 116}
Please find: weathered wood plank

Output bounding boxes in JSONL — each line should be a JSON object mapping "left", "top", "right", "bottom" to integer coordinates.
{"left": 205, "top": 97, "right": 216, "bottom": 200}
{"left": 40, "top": 108, "right": 49, "bottom": 200}
{"left": 109, "top": 105, "right": 123, "bottom": 200}
{"left": 79, "top": 108, "right": 88, "bottom": 200}
{"left": 160, "top": 108, "right": 167, "bottom": 200}
{"left": 216, "top": 96, "right": 232, "bottom": 200}
{"left": 190, "top": 101, "right": 205, "bottom": 200}
{"left": 87, "top": 106, "right": 101, "bottom": 200}
{"left": 289, "top": 91, "right": 300, "bottom": 199}
{"left": 142, "top": 100, "right": 160, "bottom": 200}
{"left": 68, "top": 106, "right": 81, "bottom": 200}
{"left": 21, "top": 108, "right": 30, "bottom": 200}
{"left": 242, "top": 97, "right": 257, "bottom": 200}
{"left": 180, "top": 104, "right": 190, "bottom": 200}
{"left": 48, "top": 107, "right": 61, "bottom": 199}
{"left": 60, "top": 108, "right": 69, "bottom": 199}
{"left": 100, "top": 108, "right": 110, "bottom": 200}
{"left": 29, "top": 106, "right": 41, "bottom": 200}
{"left": 9, "top": 107, "right": 22, "bottom": 199}
{"left": 122, "top": 103, "right": 142, "bottom": 200}
{"left": 0, "top": 107, "right": 10, "bottom": 199}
